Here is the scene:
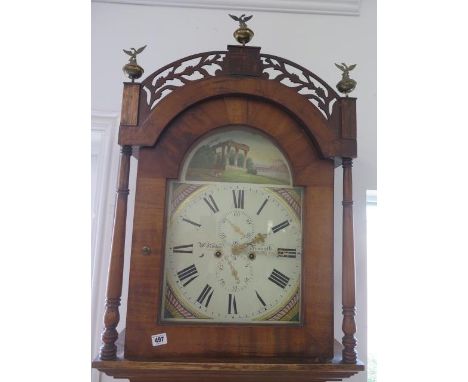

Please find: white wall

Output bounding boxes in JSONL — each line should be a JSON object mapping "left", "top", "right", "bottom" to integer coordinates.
{"left": 91, "top": 1, "right": 376, "bottom": 381}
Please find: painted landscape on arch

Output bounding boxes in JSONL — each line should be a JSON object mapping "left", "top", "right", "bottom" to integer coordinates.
{"left": 182, "top": 127, "right": 292, "bottom": 185}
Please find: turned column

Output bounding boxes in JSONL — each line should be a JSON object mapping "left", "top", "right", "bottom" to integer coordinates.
{"left": 341, "top": 157, "right": 358, "bottom": 364}
{"left": 99, "top": 145, "right": 132, "bottom": 360}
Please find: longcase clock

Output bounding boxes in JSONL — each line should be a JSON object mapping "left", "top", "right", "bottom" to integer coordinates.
{"left": 92, "top": 36, "right": 364, "bottom": 382}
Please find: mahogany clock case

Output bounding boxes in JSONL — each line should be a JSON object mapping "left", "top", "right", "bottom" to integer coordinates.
{"left": 94, "top": 47, "right": 361, "bottom": 382}
{"left": 125, "top": 94, "right": 335, "bottom": 360}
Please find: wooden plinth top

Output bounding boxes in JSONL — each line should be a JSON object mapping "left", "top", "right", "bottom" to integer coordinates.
{"left": 92, "top": 340, "right": 363, "bottom": 382}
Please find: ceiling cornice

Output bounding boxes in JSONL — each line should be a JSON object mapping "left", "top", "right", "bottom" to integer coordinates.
{"left": 92, "top": 0, "right": 361, "bottom": 16}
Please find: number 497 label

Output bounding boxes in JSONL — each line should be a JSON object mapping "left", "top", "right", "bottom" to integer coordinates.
{"left": 151, "top": 333, "right": 168, "bottom": 347}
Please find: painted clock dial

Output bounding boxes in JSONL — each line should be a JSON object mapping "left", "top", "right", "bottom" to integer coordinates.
{"left": 160, "top": 127, "right": 303, "bottom": 324}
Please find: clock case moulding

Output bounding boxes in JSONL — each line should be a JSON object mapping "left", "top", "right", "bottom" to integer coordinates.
{"left": 92, "top": 44, "right": 364, "bottom": 382}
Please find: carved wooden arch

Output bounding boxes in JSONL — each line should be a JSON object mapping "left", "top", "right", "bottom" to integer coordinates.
{"left": 140, "top": 96, "right": 327, "bottom": 187}
{"left": 125, "top": 77, "right": 333, "bottom": 158}
{"left": 119, "top": 46, "right": 357, "bottom": 159}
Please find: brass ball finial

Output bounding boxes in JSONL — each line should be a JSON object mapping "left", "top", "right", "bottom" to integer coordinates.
{"left": 229, "top": 14, "right": 254, "bottom": 45}
{"left": 335, "top": 63, "right": 357, "bottom": 96}
{"left": 122, "top": 45, "right": 146, "bottom": 82}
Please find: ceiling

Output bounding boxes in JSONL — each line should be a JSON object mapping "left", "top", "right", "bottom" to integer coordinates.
{"left": 92, "top": 0, "right": 361, "bottom": 16}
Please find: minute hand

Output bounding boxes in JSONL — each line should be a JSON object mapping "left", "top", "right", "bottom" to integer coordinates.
{"left": 232, "top": 233, "right": 267, "bottom": 255}
{"left": 226, "top": 218, "right": 245, "bottom": 236}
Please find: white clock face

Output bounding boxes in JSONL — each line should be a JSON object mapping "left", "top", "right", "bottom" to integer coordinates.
{"left": 161, "top": 182, "right": 303, "bottom": 324}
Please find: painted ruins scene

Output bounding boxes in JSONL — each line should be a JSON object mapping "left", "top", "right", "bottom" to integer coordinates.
{"left": 183, "top": 126, "right": 292, "bottom": 185}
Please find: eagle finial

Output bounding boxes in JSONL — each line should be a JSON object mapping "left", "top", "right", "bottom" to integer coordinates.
{"left": 123, "top": 45, "right": 146, "bottom": 64}
{"left": 122, "top": 45, "right": 147, "bottom": 82}
{"left": 229, "top": 14, "right": 254, "bottom": 45}
{"left": 335, "top": 62, "right": 357, "bottom": 96}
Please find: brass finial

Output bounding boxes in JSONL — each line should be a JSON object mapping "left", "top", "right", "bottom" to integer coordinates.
{"left": 122, "top": 45, "right": 146, "bottom": 82}
{"left": 229, "top": 14, "right": 254, "bottom": 45}
{"left": 335, "top": 63, "right": 357, "bottom": 96}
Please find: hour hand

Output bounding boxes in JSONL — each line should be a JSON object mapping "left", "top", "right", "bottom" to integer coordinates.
{"left": 225, "top": 218, "right": 245, "bottom": 236}
{"left": 250, "top": 233, "right": 267, "bottom": 245}
{"left": 232, "top": 233, "right": 267, "bottom": 255}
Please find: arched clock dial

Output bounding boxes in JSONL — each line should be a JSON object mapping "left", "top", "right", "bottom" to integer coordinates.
{"left": 162, "top": 182, "right": 303, "bottom": 324}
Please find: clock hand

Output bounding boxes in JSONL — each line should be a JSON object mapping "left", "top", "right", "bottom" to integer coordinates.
{"left": 225, "top": 218, "right": 245, "bottom": 236}
{"left": 232, "top": 233, "right": 267, "bottom": 255}
{"left": 226, "top": 257, "right": 240, "bottom": 283}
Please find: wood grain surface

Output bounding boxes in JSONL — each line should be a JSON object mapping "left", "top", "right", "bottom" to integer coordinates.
{"left": 120, "top": 83, "right": 140, "bottom": 126}
{"left": 125, "top": 96, "right": 335, "bottom": 360}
